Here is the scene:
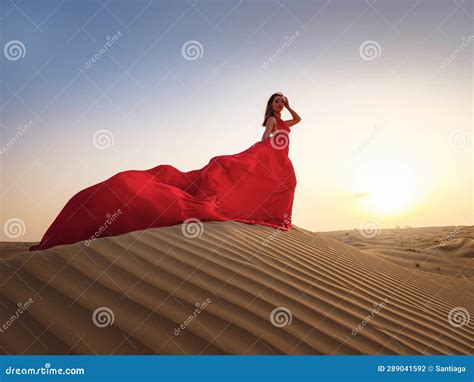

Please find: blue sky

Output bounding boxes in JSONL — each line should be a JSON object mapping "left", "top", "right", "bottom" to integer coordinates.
{"left": 1, "top": 0, "right": 472, "bottom": 241}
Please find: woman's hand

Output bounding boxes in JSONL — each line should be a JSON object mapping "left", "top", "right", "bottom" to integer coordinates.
{"left": 282, "top": 96, "right": 302, "bottom": 127}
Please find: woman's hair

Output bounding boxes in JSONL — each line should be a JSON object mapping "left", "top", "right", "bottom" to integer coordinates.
{"left": 262, "top": 92, "right": 283, "bottom": 126}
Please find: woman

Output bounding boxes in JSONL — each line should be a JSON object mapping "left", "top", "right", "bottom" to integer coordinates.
{"left": 31, "top": 93, "right": 301, "bottom": 250}
{"left": 261, "top": 92, "right": 301, "bottom": 141}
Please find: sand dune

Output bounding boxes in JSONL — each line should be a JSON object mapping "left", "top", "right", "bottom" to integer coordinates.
{"left": 0, "top": 242, "right": 34, "bottom": 260}
{"left": 0, "top": 222, "right": 472, "bottom": 355}
{"left": 430, "top": 238, "right": 474, "bottom": 258}
{"left": 322, "top": 226, "right": 474, "bottom": 279}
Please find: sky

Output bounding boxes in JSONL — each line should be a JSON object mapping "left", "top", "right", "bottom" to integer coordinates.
{"left": 0, "top": 0, "right": 472, "bottom": 241}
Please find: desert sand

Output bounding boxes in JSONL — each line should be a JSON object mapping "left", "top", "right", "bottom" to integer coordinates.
{"left": 0, "top": 221, "right": 472, "bottom": 355}
{"left": 321, "top": 226, "right": 474, "bottom": 279}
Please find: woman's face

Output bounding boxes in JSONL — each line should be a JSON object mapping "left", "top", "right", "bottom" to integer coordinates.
{"left": 272, "top": 95, "right": 284, "bottom": 113}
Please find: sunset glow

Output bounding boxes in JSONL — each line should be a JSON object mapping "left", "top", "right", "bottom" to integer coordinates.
{"left": 351, "top": 160, "right": 421, "bottom": 216}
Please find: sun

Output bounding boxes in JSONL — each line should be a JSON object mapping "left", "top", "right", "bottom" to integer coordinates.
{"left": 351, "top": 160, "right": 420, "bottom": 215}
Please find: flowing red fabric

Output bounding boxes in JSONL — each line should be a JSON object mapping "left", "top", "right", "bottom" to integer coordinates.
{"left": 31, "top": 118, "right": 296, "bottom": 250}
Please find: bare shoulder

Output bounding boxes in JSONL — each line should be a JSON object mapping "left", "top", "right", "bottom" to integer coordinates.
{"left": 266, "top": 116, "right": 277, "bottom": 126}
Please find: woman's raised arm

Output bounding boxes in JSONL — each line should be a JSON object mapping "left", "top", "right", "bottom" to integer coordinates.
{"left": 283, "top": 97, "right": 301, "bottom": 128}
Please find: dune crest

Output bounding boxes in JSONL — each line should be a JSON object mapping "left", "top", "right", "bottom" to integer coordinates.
{"left": 431, "top": 238, "right": 474, "bottom": 257}
{"left": 1, "top": 221, "right": 472, "bottom": 355}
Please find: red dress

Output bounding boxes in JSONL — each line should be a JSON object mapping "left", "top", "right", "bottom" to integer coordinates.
{"left": 31, "top": 117, "right": 296, "bottom": 250}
